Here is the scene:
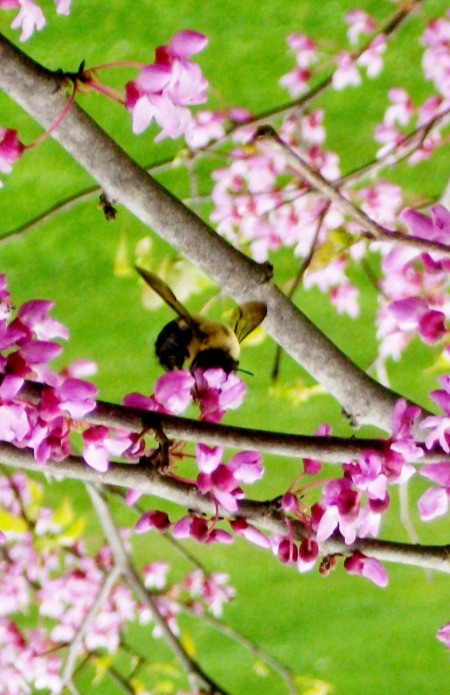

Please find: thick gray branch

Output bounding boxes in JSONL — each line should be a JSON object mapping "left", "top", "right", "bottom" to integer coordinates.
{"left": 0, "top": 33, "right": 409, "bottom": 431}
{"left": 2, "top": 443, "right": 449, "bottom": 574}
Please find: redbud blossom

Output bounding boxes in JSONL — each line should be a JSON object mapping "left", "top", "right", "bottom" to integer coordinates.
{"left": 0, "top": 127, "right": 24, "bottom": 187}
{"left": 126, "top": 30, "right": 209, "bottom": 141}
{"left": 436, "top": 622, "right": 450, "bottom": 649}
{"left": 344, "top": 551, "right": 388, "bottom": 587}
{"left": 345, "top": 10, "right": 376, "bottom": 45}
{"left": 135, "top": 510, "right": 171, "bottom": 534}
{"left": 418, "top": 462, "right": 450, "bottom": 521}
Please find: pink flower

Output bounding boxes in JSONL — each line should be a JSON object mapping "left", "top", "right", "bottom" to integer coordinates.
{"left": 314, "top": 479, "right": 361, "bottom": 545}
{"left": 344, "top": 552, "right": 388, "bottom": 587}
{"left": 194, "top": 368, "right": 247, "bottom": 422}
{"left": 286, "top": 33, "right": 317, "bottom": 68}
{"left": 383, "top": 88, "right": 413, "bottom": 127}
{"left": 135, "top": 510, "right": 171, "bottom": 533}
{"left": 357, "top": 35, "right": 386, "bottom": 78}
{"left": 230, "top": 517, "right": 271, "bottom": 549}
{"left": 54, "top": 0, "right": 70, "bottom": 15}
{"left": 17, "top": 299, "right": 69, "bottom": 341}
{"left": 82, "top": 425, "right": 132, "bottom": 472}
{"left": 153, "top": 370, "right": 194, "bottom": 414}
{"left": 332, "top": 52, "right": 362, "bottom": 90}
{"left": 143, "top": 562, "right": 170, "bottom": 589}
{"left": 297, "top": 538, "right": 319, "bottom": 573}
{"left": 330, "top": 283, "right": 359, "bottom": 318}
{"left": 389, "top": 398, "right": 423, "bottom": 470}
{"left": 345, "top": 10, "right": 376, "bottom": 45}
{"left": 436, "top": 622, "right": 450, "bottom": 649}
{"left": 197, "top": 464, "right": 244, "bottom": 513}
{"left": 388, "top": 297, "right": 446, "bottom": 345}
{"left": 0, "top": 127, "right": 24, "bottom": 187}
{"left": 228, "top": 450, "right": 264, "bottom": 483}
{"left": 10, "top": 0, "right": 45, "bottom": 42}
{"left": 172, "top": 514, "right": 233, "bottom": 544}
{"left": 421, "top": 415, "right": 450, "bottom": 453}
{"left": 401, "top": 204, "right": 450, "bottom": 244}
{"left": 417, "top": 462, "right": 450, "bottom": 520}
{"left": 421, "top": 16, "right": 450, "bottom": 97}
{"left": 185, "top": 110, "right": 226, "bottom": 149}
{"left": 279, "top": 67, "right": 311, "bottom": 97}
{"left": 126, "top": 30, "right": 209, "bottom": 141}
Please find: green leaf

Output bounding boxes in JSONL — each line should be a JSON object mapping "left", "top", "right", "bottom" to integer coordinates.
{"left": 0, "top": 508, "right": 27, "bottom": 535}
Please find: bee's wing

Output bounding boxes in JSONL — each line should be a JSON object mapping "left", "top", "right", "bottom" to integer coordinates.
{"left": 233, "top": 302, "right": 267, "bottom": 343}
{"left": 135, "top": 266, "right": 197, "bottom": 328}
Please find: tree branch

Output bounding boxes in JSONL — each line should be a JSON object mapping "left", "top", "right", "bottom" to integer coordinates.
{"left": 0, "top": 31, "right": 409, "bottom": 432}
{"left": 17, "top": 380, "right": 445, "bottom": 463}
{"left": 256, "top": 126, "right": 450, "bottom": 258}
{"left": 2, "top": 443, "right": 449, "bottom": 574}
{"left": 86, "top": 484, "right": 230, "bottom": 695}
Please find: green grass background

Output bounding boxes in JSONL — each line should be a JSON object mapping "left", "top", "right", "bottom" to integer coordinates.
{"left": 0, "top": 0, "right": 449, "bottom": 693}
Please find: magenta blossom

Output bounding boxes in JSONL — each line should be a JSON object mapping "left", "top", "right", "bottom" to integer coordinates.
{"left": 8, "top": 0, "right": 45, "bottom": 42}
{"left": 436, "top": 622, "right": 450, "bottom": 649}
{"left": 126, "top": 30, "right": 209, "bottom": 141}
{"left": 417, "top": 462, "right": 450, "bottom": 521}
{"left": 124, "top": 369, "right": 194, "bottom": 415}
{"left": 401, "top": 204, "right": 450, "bottom": 244}
{"left": 135, "top": 510, "right": 171, "bottom": 534}
{"left": 194, "top": 368, "right": 247, "bottom": 422}
{"left": 82, "top": 425, "right": 133, "bottom": 473}
{"left": 230, "top": 517, "right": 271, "bottom": 549}
{"left": 297, "top": 538, "right": 319, "bottom": 573}
{"left": 422, "top": 375, "right": 450, "bottom": 454}
{"left": 345, "top": 10, "right": 376, "bottom": 45}
{"left": 172, "top": 514, "right": 233, "bottom": 545}
{"left": 344, "top": 552, "right": 388, "bottom": 587}
{"left": 196, "top": 444, "right": 263, "bottom": 513}
{"left": 332, "top": 52, "right": 362, "bottom": 89}
{"left": 0, "top": 127, "right": 25, "bottom": 186}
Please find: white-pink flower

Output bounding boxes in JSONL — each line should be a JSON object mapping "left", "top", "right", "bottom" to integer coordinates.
{"left": 332, "top": 52, "right": 362, "bottom": 90}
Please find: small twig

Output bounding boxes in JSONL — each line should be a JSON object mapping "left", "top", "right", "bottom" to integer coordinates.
{"left": 60, "top": 562, "right": 123, "bottom": 688}
{"left": 255, "top": 126, "right": 450, "bottom": 259}
{"left": 185, "top": 606, "right": 297, "bottom": 695}
{"left": 86, "top": 484, "right": 230, "bottom": 694}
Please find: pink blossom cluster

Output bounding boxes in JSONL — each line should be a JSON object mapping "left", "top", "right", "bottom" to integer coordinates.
{"left": 0, "top": 473, "right": 239, "bottom": 689}
{"left": 0, "top": 0, "right": 70, "bottom": 42}
{"left": 0, "top": 275, "right": 101, "bottom": 470}
{"left": 0, "top": 473, "right": 134, "bottom": 692}
{"left": 140, "top": 565, "right": 236, "bottom": 638}
{"left": 125, "top": 366, "right": 247, "bottom": 424}
{"left": 375, "top": 205, "right": 450, "bottom": 380}
{"left": 332, "top": 35, "right": 386, "bottom": 90}
{"left": 374, "top": 87, "right": 447, "bottom": 164}
{"left": 421, "top": 12, "right": 450, "bottom": 98}
{"left": 279, "top": 33, "right": 318, "bottom": 97}
{"left": 210, "top": 110, "right": 341, "bottom": 263}
{"left": 0, "top": 126, "right": 24, "bottom": 188}
{"left": 125, "top": 30, "right": 209, "bottom": 141}
{"left": 272, "top": 399, "right": 425, "bottom": 588}
{"left": 418, "top": 375, "right": 450, "bottom": 521}
{"left": 38, "top": 545, "right": 136, "bottom": 653}
{"left": 135, "top": 445, "right": 264, "bottom": 541}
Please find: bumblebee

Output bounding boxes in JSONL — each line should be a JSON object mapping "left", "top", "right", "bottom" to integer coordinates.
{"left": 136, "top": 266, "right": 267, "bottom": 373}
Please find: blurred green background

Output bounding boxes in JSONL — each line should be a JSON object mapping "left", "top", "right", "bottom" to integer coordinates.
{"left": 0, "top": 0, "right": 449, "bottom": 693}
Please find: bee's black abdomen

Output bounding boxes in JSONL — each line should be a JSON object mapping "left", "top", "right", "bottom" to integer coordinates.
{"left": 155, "top": 320, "right": 193, "bottom": 370}
{"left": 191, "top": 348, "right": 238, "bottom": 374}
